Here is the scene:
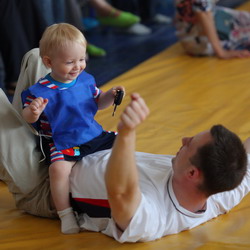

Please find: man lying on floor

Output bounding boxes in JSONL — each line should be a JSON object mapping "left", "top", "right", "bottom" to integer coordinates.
{"left": 0, "top": 90, "right": 249, "bottom": 243}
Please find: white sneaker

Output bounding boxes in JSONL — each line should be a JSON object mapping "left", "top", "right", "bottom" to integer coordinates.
{"left": 153, "top": 14, "right": 172, "bottom": 24}
{"left": 124, "top": 23, "right": 152, "bottom": 35}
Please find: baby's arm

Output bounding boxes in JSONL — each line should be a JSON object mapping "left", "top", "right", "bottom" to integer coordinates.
{"left": 22, "top": 97, "right": 48, "bottom": 123}
{"left": 97, "top": 86, "right": 125, "bottom": 110}
{"left": 196, "top": 11, "right": 250, "bottom": 59}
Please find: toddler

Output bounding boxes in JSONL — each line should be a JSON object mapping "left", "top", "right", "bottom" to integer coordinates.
{"left": 21, "top": 23, "right": 125, "bottom": 234}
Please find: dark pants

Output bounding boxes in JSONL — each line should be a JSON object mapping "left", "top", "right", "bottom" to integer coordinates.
{"left": 0, "top": 0, "right": 29, "bottom": 86}
{"left": 0, "top": 0, "right": 65, "bottom": 88}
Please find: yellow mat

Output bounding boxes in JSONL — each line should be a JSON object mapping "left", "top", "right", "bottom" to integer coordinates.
{"left": 1, "top": 2, "right": 250, "bottom": 249}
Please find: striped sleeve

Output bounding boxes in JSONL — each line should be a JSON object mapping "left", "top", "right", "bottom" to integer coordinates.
{"left": 93, "top": 85, "right": 102, "bottom": 102}
{"left": 23, "top": 94, "right": 36, "bottom": 107}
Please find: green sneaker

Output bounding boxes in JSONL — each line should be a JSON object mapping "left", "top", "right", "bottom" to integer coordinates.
{"left": 98, "top": 10, "right": 140, "bottom": 28}
{"left": 87, "top": 44, "right": 106, "bottom": 57}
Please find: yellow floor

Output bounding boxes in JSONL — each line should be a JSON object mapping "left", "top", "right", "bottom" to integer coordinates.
{"left": 1, "top": 2, "right": 250, "bottom": 249}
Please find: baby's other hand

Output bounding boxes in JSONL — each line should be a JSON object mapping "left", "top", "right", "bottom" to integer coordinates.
{"left": 30, "top": 97, "right": 48, "bottom": 116}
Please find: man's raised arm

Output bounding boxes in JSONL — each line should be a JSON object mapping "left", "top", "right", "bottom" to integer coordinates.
{"left": 105, "top": 93, "right": 150, "bottom": 231}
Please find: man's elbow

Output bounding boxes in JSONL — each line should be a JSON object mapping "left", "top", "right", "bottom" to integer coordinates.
{"left": 107, "top": 187, "right": 141, "bottom": 215}
{"left": 107, "top": 190, "right": 141, "bottom": 231}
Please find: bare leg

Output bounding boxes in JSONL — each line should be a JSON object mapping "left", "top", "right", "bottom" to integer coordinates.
{"left": 89, "top": 0, "right": 120, "bottom": 17}
{"left": 49, "top": 160, "right": 80, "bottom": 234}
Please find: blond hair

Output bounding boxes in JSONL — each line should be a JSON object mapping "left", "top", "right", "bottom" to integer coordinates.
{"left": 39, "top": 23, "right": 87, "bottom": 58}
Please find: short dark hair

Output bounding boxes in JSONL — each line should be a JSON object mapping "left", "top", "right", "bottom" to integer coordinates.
{"left": 190, "top": 125, "right": 247, "bottom": 197}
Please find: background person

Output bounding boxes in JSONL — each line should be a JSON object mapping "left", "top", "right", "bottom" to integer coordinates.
{"left": 174, "top": 0, "right": 250, "bottom": 59}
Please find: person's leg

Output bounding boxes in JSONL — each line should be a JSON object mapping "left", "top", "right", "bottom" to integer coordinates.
{"left": 86, "top": 44, "right": 106, "bottom": 57}
{"left": 0, "top": 89, "right": 47, "bottom": 193}
{"left": 136, "top": 0, "right": 151, "bottom": 21}
{"left": 49, "top": 160, "right": 80, "bottom": 234}
{"left": 108, "top": 0, "right": 152, "bottom": 34}
{"left": 0, "top": 0, "right": 30, "bottom": 95}
{"left": 0, "top": 89, "right": 58, "bottom": 220}
{"left": 110, "top": 0, "right": 139, "bottom": 14}
{"left": 65, "top": 0, "right": 85, "bottom": 31}
{"left": 90, "top": 0, "right": 120, "bottom": 16}
{"left": 64, "top": 0, "right": 106, "bottom": 57}
{"left": 145, "top": 0, "right": 172, "bottom": 24}
{"left": 90, "top": 0, "right": 140, "bottom": 28}
{"left": 52, "top": 0, "right": 65, "bottom": 23}
{"left": 16, "top": 0, "right": 48, "bottom": 48}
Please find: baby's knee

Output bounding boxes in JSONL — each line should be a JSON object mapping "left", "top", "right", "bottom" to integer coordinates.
{"left": 49, "top": 161, "right": 73, "bottom": 177}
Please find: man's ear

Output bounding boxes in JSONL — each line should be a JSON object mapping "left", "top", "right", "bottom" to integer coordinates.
{"left": 42, "top": 56, "right": 52, "bottom": 68}
{"left": 188, "top": 166, "right": 202, "bottom": 181}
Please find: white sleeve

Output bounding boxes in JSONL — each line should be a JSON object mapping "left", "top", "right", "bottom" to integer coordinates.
{"left": 104, "top": 194, "right": 165, "bottom": 243}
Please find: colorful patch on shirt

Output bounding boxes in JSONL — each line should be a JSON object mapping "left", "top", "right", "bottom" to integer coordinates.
{"left": 61, "top": 147, "right": 80, "bottom": 156}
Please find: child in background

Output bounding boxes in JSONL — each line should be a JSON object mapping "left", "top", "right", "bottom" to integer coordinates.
{"left": 174, "top": 0, "right": 250, "bottom": 59}
{"left": 21, "top": 23, "right": 125, "bottom": 234}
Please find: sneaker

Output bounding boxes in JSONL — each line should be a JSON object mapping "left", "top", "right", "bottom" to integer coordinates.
{"left": 98, "top": 10, "right": 140, "bottom": 28}
{"left": 123, "top": 23, "right": 152, "bottom": 35}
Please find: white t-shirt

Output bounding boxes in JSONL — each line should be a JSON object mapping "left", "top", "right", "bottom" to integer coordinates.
{"left": 70, "top": 150, "right": 250, "bottom": 243}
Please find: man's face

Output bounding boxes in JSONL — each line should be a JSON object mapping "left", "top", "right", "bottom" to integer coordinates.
{"left": 172, "top": 130, "right": 213, "bottom": 178}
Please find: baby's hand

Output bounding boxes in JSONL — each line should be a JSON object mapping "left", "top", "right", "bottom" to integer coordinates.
{"left": 29, "top": 97, "right": 48, "bottom": 116}
{"left": 112, "top": 86, "right": 126, "bottom": 97}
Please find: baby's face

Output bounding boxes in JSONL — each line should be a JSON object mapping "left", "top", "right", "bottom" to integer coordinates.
{"left": 49, "top": 42, "right": 86, "bottom": 83}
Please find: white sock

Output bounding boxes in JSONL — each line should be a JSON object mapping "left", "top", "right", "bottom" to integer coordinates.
{"left": 57, "top": 207, "right": 80, "bottom": 234}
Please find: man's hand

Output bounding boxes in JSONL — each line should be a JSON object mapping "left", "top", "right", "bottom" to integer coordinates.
{"left": 118, "top": 93, "right": 150, "bottom": 132}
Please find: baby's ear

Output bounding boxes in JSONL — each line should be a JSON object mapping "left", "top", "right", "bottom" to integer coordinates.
{"left": 42, "top": 56, "right": 52, "bottom": 68}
